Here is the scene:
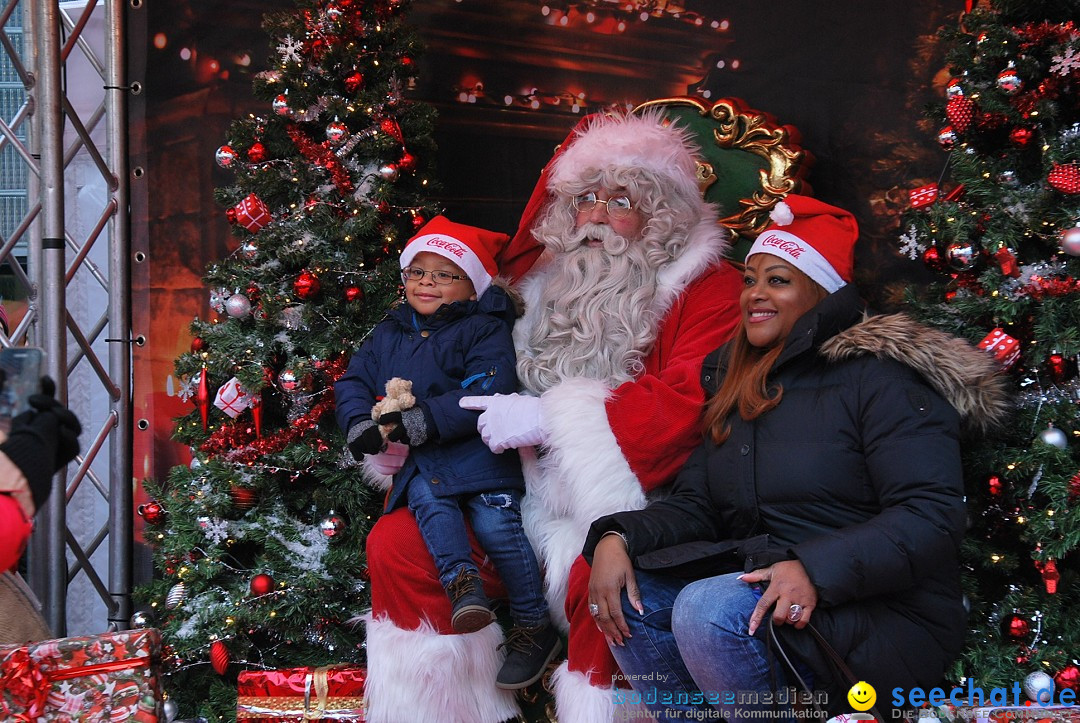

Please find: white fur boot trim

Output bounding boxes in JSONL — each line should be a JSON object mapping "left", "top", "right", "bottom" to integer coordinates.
{"left": 552, "top": 660, "right": 618, "bottom": 723}
{"left": 364, "top": 614, "right": 519, "bottom": 723}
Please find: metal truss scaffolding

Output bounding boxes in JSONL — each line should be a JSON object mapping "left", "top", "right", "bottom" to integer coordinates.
{"left": 1, "top": 0, "right": 132, "bottom": 635}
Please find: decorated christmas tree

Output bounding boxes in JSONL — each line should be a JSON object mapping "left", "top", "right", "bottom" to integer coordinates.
{"left": 899, "top": 0, "right": 1080, "bottom": 698}
{"left": 135, "top": 0, "right": 440, "bottom": 717}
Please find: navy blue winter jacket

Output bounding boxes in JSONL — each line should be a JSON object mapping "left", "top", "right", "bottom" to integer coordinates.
{"left": 334, "top": 285, "right": 524, "bottom": 511}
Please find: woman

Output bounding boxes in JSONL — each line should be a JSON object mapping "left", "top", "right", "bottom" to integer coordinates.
{"left": 584, "top": 195, "right": 1007, "bottom": 719}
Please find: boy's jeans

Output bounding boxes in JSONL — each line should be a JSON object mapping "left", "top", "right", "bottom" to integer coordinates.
{"left": 407, "top": 478, "right": 547, "bottom": 626}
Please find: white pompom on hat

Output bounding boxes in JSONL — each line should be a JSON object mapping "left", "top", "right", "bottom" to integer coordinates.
{"left": 400, "top": 215, "right": 509, "bottom": 299}
{"left": 745, "top": 195, "right": 859, "bottom": 293}
{"left": 546, "top": 110, "right": 702, "bottom": 205}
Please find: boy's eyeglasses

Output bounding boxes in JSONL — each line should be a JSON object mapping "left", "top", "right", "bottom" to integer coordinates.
{"left": 571, "top": 191, "right": 634, "bottom": 219}
{"left": 401, "top": 267, "right": 469, "bottom": 285}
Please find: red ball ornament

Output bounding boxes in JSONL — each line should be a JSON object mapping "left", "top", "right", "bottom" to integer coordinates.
{"left": 230, "top": 485, "right": 257, "bottom": 511}
{"left": 247, "top": 142, "right": 267, "bottom": 163}
{"left": 1048, "top": 352, "right": 1066, "bottom": 382}
{"left": 250, "top": 573, "right": 276, "bottom": 596}
{"left": 191, "top": 336, "right": 207, "bottom": 353}
{"left": 1048, "top": 163, "right": 1080, "bottom": 194}
{"left": 1009, "top": 126, "right": 1034, "bottom": 147}
{"left": 988, "top": 475, "right": 1003, "bottom": 496}
{"left": 945, "top": 96, "right": 975, "bottom": 132}
{"left": 137, "top": 502, "right": 165, "bottom": 524}
{"left": 412, "top": 214, "right": 426, "bottom": 230}
{"left": 1001, "top": 613, "right": 1031, "bottom": 640}
{"left": 344, "top": 285, "right": 364, "bottom": 302}
{"left": 1055, "top": 665, "right": 1080, "bottom": 694}
{"left": 375, "top": 200, "right": 390, "bottom": 215}
{"left": 344, "top": 71, "right": 364, "bottom": 93}
{"left": 922, "top": 246, "right": 944, "bottom": 271}
{"left": 294, "top": 269, "right": 321, "bottom": 300}
{"left": 209, "top": 640, "right": 230, "bottom": 675}
{"left": 225, "top": 207, "right": 238, "bottom": 224}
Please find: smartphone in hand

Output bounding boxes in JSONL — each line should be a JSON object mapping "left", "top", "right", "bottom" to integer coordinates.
{"left": 0, "top": 347, "right": 44, "bottom": 435}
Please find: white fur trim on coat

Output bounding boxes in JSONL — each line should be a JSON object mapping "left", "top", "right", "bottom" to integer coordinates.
{"left": 360, "top": 459, "right": 394, "bottom": 492}
{"left": 552, "top": 661, "right": 617, "bottom": 723}
{"left": 520, "top": 378, "right": 648, "bottom": 629}
{"left": 363, "top": 614, "right": 519, "bottom": 723}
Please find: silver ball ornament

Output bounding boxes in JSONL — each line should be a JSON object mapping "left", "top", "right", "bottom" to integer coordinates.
{"left": 240, "top": 241, "right": 258, "bottom": 260}
{"left": 319, "top": 512, "right": 346, "bottom": 538}
{"left": 1023, "top": 670, "right": 1055, "bottom": 703}
{"left": 1036, "top": 425, "right": 1068, "bottom": 450}
{"left": 945, "top": 78, "right": 964, "bottom": 99}
{"left": 163, "top": 699, "right": 179, "bottom": 722}
{"left": 273, "top": 94, "right": 291, "bottom": 116}
{"left": 278, "top": 369, "right": 300, "bottom": 392}
{"left": 996, "top": 64, "right": 1023, "bottom": 95}
{"left": 946, "top": 241, "right": 978, "bottom": 271}
{"left": 1059, "top": 224, "right": 1080, "bottom": 257}
{"left": 996, "top": 170, "right": 1019, "bottom": 188}
{"left": 130, "top": 609, "right": 154, "bottom": 628}
{"left": 215, "top": 145, "right": 238, "bottom": 168}
{"left": 225, "top": 293, "right": 252, "bottom": 318}
{"left": 378, "top": 163, "right": 400, "bottom": 181}
{"left": 326, "top": 120, "right": 348, "bottom": 144}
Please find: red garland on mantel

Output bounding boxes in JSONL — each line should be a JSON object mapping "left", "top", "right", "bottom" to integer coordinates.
{"left": 200, "top": 396, "right": 335, "bottom": 465}
{"left": 286, "top": 124, "right": 355, "bottom": 196}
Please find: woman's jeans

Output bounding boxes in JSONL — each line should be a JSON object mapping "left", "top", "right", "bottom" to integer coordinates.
{"left": 609, "top": 570, "right": 807, "bottom": 721}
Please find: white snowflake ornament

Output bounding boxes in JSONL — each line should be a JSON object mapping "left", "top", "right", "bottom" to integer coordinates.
{"left": 898, "top": 225, "right": 926, "bottom": 260}
{"left": 277, "top": 34, "right": 303, "bottom": 64}
{"left": 1050, "top": 44, "right": 1080, "bottom": 76}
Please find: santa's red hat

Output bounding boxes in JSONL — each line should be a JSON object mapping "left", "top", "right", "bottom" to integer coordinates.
{"left": 745, "top": 195, "right": 858, "bottom": 293}
{"left": 400, "top": 215, "right": 508, "bottom": 299}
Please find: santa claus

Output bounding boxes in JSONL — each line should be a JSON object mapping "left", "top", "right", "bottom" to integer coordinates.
{"left": 361, "top": 110, "right": 743, "bottom": 722}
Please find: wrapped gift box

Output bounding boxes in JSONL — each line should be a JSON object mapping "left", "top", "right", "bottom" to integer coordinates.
{"left": 977, "top": 328, "right": 1021, "bottom": 369}
{"left": 237, "top": 665, "right": 365, "bottom": 721}
{"left": 0, "top": 628, "right": 164, "bottom": 722}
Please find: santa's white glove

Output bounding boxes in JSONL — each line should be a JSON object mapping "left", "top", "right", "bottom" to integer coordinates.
{"left": 459, "top": 393, "right": 545, "bottom": 453}
{"left": 367, "top": 441, "right": 409, "bottom": 475}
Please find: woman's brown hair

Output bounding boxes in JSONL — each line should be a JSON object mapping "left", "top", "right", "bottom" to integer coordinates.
{"left": 702, "top": 333, "right": 786, "bottom": 445}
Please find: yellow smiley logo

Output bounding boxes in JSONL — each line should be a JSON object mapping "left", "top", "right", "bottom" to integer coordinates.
{"left": 847, "top": 681, "right": 876, "bottom": 712}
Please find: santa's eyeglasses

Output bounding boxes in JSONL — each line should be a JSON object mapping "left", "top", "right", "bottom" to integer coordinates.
{"left": 401, "top": 267, "right": 469, "bottom": 285}
{"left": 571, "top": 191, "right": 634, "bottom": 219}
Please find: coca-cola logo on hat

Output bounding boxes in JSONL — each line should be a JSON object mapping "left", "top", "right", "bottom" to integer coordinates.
{"left": 758, "top": 232, "right": 806, "bottom": 258}
{"left": 425, "top": 236, "right": 467, "bottom": 258}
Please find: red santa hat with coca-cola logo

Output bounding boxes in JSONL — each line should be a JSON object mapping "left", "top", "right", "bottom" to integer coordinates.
{"left": 745, "top": 195, "right": 858, "bottom": 293}
{"left": 400, "top": 215, "right": 509, "bottom": 299}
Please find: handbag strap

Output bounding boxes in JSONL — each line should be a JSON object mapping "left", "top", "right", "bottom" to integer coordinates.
{"left": 767, "top": 618, "right": 888, "bottom": 723}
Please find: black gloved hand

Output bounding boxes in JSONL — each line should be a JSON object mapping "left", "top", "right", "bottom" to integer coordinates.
{"left": 347, "top": 420, "right": 385, "bottom": 461}
{"left": 2, "top": 389, "right": 82, "bottom": 512}
{"left": 378, "top": 406, "right": 434, "bottom": 447}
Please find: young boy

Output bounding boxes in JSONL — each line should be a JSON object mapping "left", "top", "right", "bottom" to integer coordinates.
{"left": 334, "top": 215, "right": 560, "bottom": 689}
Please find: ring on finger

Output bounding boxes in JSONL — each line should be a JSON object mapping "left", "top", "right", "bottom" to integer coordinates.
{"left": 589, "top": 603, "right": 601, "bottom": 617}
{"left": 788, "top": 604, "right": 803, "bottom": 622}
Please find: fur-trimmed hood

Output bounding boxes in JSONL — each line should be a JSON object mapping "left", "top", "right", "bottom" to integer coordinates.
{"left": 820, "top": 312, "right": 1011, "bottom": 434}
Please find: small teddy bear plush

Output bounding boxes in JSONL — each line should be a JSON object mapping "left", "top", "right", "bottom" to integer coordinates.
{"left": 371, "top": 377, "right": 416, "bottom": 440}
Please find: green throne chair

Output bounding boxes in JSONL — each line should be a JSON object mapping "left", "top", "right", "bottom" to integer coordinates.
{"left": 634, "top": 96, "right": 814, "bottom": 264}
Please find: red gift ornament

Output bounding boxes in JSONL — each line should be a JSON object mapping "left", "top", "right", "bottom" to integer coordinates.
{"left": 909, "top": 184, "right": 939, "bottom": 209}
{"left": 210, "top": 640, "right": 230, "bottom": 675}
{"left": 1048, "top": 163, "right": 1080, "bottom": 194}
{"left": 945, "top": 96, "right": 976, "bottom": 132}
{"left": 294, "top": 269, "right": 321, "bottom": 300}
{"left": 977, "top": 328, "right": 1021, "bottom": 369}
{"left": 233, "top": 193, "right": 272, "bottom": 232}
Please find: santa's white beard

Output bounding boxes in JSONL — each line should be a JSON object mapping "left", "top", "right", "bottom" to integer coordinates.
{"left": 517, "top": 224, "right": 663, "bottom": 394}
